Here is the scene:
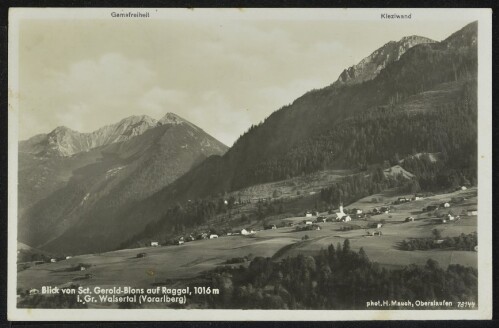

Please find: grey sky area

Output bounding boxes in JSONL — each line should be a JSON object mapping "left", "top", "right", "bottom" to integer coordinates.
{"left": 19, "top": 16, "right": 470, "bottom": 145}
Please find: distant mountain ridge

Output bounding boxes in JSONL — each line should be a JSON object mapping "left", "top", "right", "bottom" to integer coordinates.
{"left": 18, "top": 112, "right": 228, "bottom": 251}
{"left": 334, "top": 35, "right": 435, "bottom": 86}
{"left": 19, "top": 112, "right": 202, "bottom": 157}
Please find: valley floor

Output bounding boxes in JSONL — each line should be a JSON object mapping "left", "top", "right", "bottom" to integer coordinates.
{"left": 17, "top": 187, "right": 478, "bottom": 307}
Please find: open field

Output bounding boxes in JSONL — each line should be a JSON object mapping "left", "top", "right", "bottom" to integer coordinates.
{"left": 18, "top": 187, "right": 478, "bottom": 296}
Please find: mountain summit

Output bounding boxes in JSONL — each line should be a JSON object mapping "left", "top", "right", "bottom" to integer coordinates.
{"left": 334, "top": 35, "right": 435, "bottom": 86}
{"left": 18, "top": 112, "right": 228, "bottom": 252}
{"left": 19, "top": 112, "right": 211, "bottom": 157}
{"left": 20, "top": 114, "right": 160, "bottom": 157}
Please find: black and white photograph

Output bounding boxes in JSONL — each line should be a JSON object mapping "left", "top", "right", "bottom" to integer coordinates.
{"left": 7, "top": 8, "right": 492, "bottom": 321}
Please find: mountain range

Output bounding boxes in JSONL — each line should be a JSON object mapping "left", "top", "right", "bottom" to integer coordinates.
{"left": 18, "top": 113, "right": 227, "bottom": 250}
{"left": 18, "top": 21, "right": 478, "bottom": 255}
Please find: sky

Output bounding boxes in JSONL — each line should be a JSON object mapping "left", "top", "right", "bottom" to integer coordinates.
{"left": 17, "top": 10, "right": 472, "bottom": 146}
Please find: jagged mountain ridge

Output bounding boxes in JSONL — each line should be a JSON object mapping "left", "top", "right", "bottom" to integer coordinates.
{"left": 18, "top": 113, "right": 228, "bottom": 250}
{"left": 19, "top": 112, "right": 195, "bottom": 157}
{"left": 334, "top": 35, "right": 435, "bottom": 86}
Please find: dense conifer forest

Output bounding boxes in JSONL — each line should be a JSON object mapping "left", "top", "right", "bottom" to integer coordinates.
{"left": 193, "top": 240, "right": 477, "bottom": 309}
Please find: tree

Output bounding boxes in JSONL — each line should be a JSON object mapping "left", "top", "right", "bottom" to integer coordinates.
{"left": 432, "top": 229, "right": 442, "bottom": 240}
{"left": 343, "top": 239, "right": 351, "bottom": 254}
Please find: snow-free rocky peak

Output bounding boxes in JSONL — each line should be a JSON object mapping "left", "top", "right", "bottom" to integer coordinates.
{"left": 158, "top": 112, "right": 185, "bottom": 125}
{"left": 20, "top": 112, "right": 206, "bottom": 157}
{"left": 334, "top": 35, "right": 435, "bottom": 86}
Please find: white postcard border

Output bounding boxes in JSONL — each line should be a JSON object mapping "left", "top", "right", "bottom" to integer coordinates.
{"left": 7, "top": 7, "right": 493, "bottom": 321}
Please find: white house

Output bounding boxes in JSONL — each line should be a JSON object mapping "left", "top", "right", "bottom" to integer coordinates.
{"left": 377, "top": 223, "right": 383, "bottom": 229}
{"left": 150, "top": 241, "right": 159, "bottom": 247}
{"left": 305, "top": 221, "right": 313, "bottom": 225}
{"left": 241, "top": 228, "right": 250, "bottom": 235}
{"left": 354, "top": 209, "right": 363, "bottom": 214}
{"left": 446, "top": 214, "right": 455, "bottom": 221}
{"left": 461, "top": 186, "right": 468, "bottom": 190}
{"left": 441, "top": 202, "right": 451, "bottom": 208}
{"left": 50, "top": 258, "right": 57, "bottom": 263}
{"left": 305, "top": 212, "right": 313, "bottom": 218}
{"left": 467, "top": 209, "right": 478, "bottom": 216}
{"left": 65, "top": 256, "right": 72, "bottom": 260}
{"left": 342, "top": 215, "right": 352, "bottom": 222}
{"left": 178, "top": 240, "right": 184, "bottom": 245}
{"left": 209, "top": 234, "right": 218, "bottom": 239}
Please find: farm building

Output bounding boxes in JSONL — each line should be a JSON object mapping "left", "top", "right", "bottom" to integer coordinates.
{"left": 209, "top": 234, "right": 219, "bottom": 239}
{"left": 433, "top": 239, "right": 445, "bottom": 244}
{"left": 445, "top": 214, "right": 455, "bottom": 221}
{"left": 317, "top": 216, "right": 327, "bottom": 223}
{"left": 376, "top": 223, "right": 383, "bottom": 229}
{"left": 241, "top": 228, "right": 250, "bottom": 235}
{"left": 65, "top": 256, "right": 72, "bottom": 260}
{"left": 380, "top": 206, "right": 390, "bottom": 213}
{"left": 342, "top": 215, "right": 352, "bottom": 222}
{"left": 50, "top": 258, "right": 57, "bottom": 263}
{"left": 178, "top": 240, "right": 184, "bottom": 245}
{"left": 397, "top": 197, "right": 409, "bottom": 203}
{"left": 305, "top": 221, "right": 313, "bottom": 225}
{"left": 305, "top": 211, "right": 313, "bottom": 218}
{"left": 467, "top": 209, "right": 478, "bottom": 216}
{"left": 150, "top": 241, "right": 159, "bottom": 247}
{"left": 441, "top": 202, "right": 451, "bottom": 208}
{"left": 405, "top": 216, "right": 415, "bottom": 222}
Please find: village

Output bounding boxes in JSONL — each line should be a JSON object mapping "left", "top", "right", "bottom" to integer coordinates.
{"left": 17, "top": 184, "right": 478, "bottom": 302}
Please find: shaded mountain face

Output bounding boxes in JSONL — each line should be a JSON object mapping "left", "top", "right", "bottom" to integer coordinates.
{"left": 334, "top": 35, "right": 435, "bottom": 86}
{"left": 18, "top": 113, "right": 228, "bottom": 252}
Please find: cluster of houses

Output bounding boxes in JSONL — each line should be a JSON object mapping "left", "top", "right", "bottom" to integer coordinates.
{"left": 148, "top": 227, "right": 261, "bottom": 247}
{"left": 370, "top": 206, "right": 390, "bottom": 216}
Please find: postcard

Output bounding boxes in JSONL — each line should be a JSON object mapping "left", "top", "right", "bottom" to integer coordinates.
{"left": 7, "top": 7, "right": 492, "bottom": 321}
